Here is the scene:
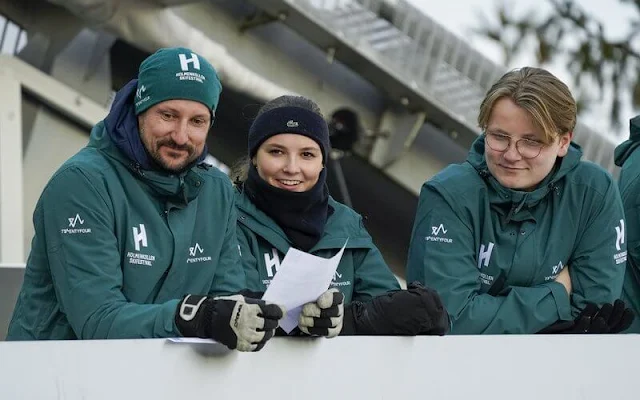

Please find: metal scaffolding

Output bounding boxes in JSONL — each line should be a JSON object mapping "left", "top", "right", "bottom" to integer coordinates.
{"left": 262, "top": 0, "right": 621, "bottom": 172}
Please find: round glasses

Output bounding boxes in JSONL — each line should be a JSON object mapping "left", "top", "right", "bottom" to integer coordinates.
{"left": 485, "top": 132, "right": 546, "bottom": 159}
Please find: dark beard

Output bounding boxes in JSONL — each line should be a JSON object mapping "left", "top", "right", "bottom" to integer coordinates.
{"left": 148, "top": 139, "right": 197, "bottom": 173}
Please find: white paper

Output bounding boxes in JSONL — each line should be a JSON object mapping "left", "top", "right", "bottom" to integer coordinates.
{"left": 262, "top": 241, "right": 347, "bottom": 333}
{"left": 166, "top": 338, "right": 217, "bottom": 344}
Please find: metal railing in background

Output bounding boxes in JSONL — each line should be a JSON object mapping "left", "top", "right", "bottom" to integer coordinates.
{"left": 0, "top": 15, "right": 27, "bottom": 55}
{"left": 292, "top": 0, "right": 621, "bottom": 172}
{"left": 307, "top": 0, "right": 501, "bottom": 126}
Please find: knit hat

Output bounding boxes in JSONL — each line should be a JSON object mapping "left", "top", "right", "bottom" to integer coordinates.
{"left": 134, "top": 47, "right": 222, "bottom": 116}
{"left": 248, "top": 106, "right": 330, "bottom": 162}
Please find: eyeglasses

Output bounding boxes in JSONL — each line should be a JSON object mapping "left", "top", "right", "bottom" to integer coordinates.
{"left": 485, "top": 132, "right": 547, "bottom": 159}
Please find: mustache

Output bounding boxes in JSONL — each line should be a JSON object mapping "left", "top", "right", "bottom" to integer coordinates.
{"left": 156, "top": 139, "right": 193, "bottom": 152}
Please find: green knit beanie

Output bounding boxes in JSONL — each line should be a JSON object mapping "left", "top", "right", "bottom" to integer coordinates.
{"left": 134, "top": 47, "right": 222, "bottom": 116}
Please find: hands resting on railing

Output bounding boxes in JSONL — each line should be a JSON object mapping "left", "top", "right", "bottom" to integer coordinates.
{"left": 172, "top": 282, "right": 451, "bottom": 352}
{"left": 172, "top": 281, "right": 634, "bottom": 352}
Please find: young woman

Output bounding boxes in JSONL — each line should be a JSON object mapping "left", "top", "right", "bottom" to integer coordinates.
{"left": 406, "top": 67, "right": 633, "bottom": 334}
{"left": 233, "top": 95, "right": 450, "bottom": 337}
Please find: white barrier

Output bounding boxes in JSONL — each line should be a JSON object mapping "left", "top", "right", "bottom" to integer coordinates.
{"left": 0, "top": 335, "right": 637, "bottom": 400}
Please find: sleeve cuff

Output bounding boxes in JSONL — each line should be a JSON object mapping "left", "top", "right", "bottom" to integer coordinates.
{"left": 546, "top": 281, "right": 572, "bottom": 321}
{"left": 168, "top": 299, "right": 184, "bottom": 337}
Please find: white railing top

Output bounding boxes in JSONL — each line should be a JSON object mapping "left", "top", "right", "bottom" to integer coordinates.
{"left": 0, "top": 336, "right": 638, "bottom": 399}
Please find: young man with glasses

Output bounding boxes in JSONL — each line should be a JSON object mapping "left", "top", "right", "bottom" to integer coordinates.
{"left": 406, "top": 67, "right": 634, "bottom": 334}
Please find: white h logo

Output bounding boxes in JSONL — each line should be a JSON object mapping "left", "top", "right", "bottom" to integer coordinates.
{"left": 178, "top": 53, "right": 200, "bottom": 71}
{"left": 132, "top": 224, "right": 148, "bottom": 252}
{"left": 615, "top": 219, "right": 625, "bottom": 251}
{"left": 264, "top": 248, "right": 281, "bottom": 278}
{"left": 477, "top": 242, "right": 495, "bottom": 269}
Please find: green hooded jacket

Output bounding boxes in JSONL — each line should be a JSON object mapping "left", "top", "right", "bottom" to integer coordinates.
{"left": 613, "top": 115, "right": 640, "bottom": 332}
{"left": 235, "top": 189, "right": 400, "bottom": 303}
{"left": 406, "top": 136, "right": 626, "bottom": 334}
{"left": 6, "top": 124, "right": 245, "bottom": 340}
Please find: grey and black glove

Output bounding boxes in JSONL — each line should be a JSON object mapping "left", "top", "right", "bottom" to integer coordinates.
{"left": 341, "top": 282, "right": 450, "bottom": 336}
{"left": 175, "top": 294, "right": 285, "bottom": 351}
{"left": 298, "top": 288, "right": 344, "bottom": 338}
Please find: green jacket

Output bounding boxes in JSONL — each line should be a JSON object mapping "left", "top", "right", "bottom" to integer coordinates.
{"left": 235, "top": 189, "right": 400, "bottom": 303}
{"left": 7, "top": 124, "right": 245, "bottom": 340}
{"left": 406, "top": 136, "right": 626, "bottom": 334}
{"left": 614, "top": 115, "right": 640, "bottom": 333}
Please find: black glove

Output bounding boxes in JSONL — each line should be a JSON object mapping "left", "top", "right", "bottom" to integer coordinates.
{"left": 341, "top": 282, "right": 450, "bottom": 336}
{"left": 175, "top": 294, "right": 285, "bottom": 351}
{"left": 486, "top": 270, "right": 506, "bottom": 296}
{"left": 298, "top": 289, "right": 345, "bottom": 338}
{"left": 589, "top": 299, "right": 635, "bottom": 333}
{"left": 537, "top": 300, "right": 635, "bottom": 334}
{"left": 537, "top": 303, "right": 598, "bottom": 334}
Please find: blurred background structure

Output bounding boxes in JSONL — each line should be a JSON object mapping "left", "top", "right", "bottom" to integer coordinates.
{"left": 0, "top": 0, "right": 634, "bottom": 339}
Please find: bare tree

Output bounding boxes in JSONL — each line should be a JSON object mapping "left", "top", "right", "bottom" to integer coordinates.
{"left": 475, "top": 0, "right": 640, "bottom": 129}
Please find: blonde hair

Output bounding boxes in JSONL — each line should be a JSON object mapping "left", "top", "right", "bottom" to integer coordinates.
{"left": 478, "top": 67, "right": 577, "bottom": 144}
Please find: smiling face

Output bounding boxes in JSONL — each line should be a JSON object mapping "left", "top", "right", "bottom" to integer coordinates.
{"left": 485, "top": 97, "right": 572, "bottom": 191}
{"left": 138, "top": 99, "right": 211, "bottom": 173}
{"left": 254, "top": 133, "right": 323, "bottom": 192}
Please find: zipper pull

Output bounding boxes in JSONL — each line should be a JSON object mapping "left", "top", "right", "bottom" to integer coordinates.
{"left": 133, "top": 163, "right": 145, "bottom": 176}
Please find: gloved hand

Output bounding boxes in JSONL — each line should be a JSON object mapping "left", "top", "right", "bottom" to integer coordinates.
{"left": 537, "top": 303, "right": 598, "bottom": 334}
{"left": 175, "top": 294, "right": 285, "bottom": 351}
{"left": 588, "top": 299, "right": 635, "bottom": 333}
{"left": 537, "top": 300, "right": 635, "bottom": 334}
{"left": 341, "top": 282, "right": 450, "bottom": 336}
{"left": 298, "top": 288, "right": 344, "bottom": 338}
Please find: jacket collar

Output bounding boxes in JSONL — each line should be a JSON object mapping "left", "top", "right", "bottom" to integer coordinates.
{"left": 87, "top": 118, "right": 205, "bottom": 206}
{"left": 466, "top": 135, "right": 582, "bottom": 221}
{"left": 614, "top": 115, "right": 640, "bottom": 167}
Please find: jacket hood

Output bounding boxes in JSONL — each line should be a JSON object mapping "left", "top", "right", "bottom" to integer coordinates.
{"left": 614, "top": 115, "right": 640, "bottom": 167}
{"left": 86, "top": 79, "right": 209, "bottom": 205}
{"left": 466, "top": 135, "right": 582, "bottom": 221}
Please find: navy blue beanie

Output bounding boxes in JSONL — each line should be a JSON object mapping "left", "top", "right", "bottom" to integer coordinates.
{"left": 248, "top": 106, "right": 330, "bottom": 163}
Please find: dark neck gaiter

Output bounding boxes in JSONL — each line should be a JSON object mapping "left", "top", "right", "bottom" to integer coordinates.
{"left": 244, "top": 165, "right": 329, "bottom": 251}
